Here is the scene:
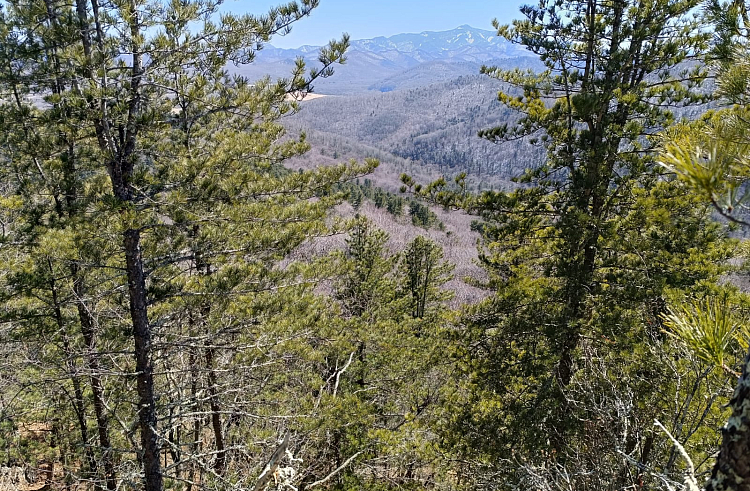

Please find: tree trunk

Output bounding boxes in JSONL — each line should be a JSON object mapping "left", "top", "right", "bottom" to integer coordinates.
{"left": 706, "top": 350, "right": 750, "bottom": 491}
{"left": 73, "top": 271, "right": 117, "bottom": 491}
{"left": 60, "top": 337, "right": 101, "bottom": 491}
{"left": 205, "top": 347, "right": 226, "bottom": 474}
{"left": 187, "top": 346, "right": 201, "bottom": 491}
{"left": 124, "top": 228, "right": 163, "bottom": 491}
{"left": 49, "top": 263, "right": 102, "bottom": 491}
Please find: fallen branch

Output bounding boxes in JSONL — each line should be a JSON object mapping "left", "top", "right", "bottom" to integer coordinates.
{"left": 307, "top": 451, "right": 364, "bottom": 489}
{"left": 654, "top": 419, "right": 699, "bottom": 491}
{"left": 253, "top": 434, "right": 290, "bottom": 491}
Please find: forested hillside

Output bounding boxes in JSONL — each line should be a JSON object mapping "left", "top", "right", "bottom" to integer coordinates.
{"left": 287, "top": 75, "right": 545, "bottom": 182}
{"left": 2, "top": 1, "right": 750, "bottom": 491}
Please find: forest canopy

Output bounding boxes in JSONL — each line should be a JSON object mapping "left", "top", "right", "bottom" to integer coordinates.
{"left": 0, "top": 0, "right": 750, "bottom": 490}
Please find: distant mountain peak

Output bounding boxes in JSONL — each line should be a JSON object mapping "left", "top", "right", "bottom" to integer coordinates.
{"left": 241, "top": 26, "right": 535, "bottom": 95}
{"left": 259, "top": 25, "right": 533, "bottom": 62}
{"left": 269, "top": 26, "right": 508, "bottom": 52}
{"left": 344, "top": 26, "right": 527, "bottom": 57}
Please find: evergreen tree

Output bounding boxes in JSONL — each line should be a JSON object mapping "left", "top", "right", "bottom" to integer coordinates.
{"left": 336, "top": 215, "right": 393, "bottom": 318}
{"left": 387, "top": 195, "right": 404, "bottom": 216}
{"left": 325, "top": 217, "right": 454, "bottom": 489}
{"left": 409, "top": 201, "right": 434, "bottom": 228}
{"left": 349, "top": 184, "right": 365, "bottom": 210}
{"left": 0, "top": 0, "right": 374, "bottom": 489}
{"left": 660, "top": 2, "right": 750, "bottom": 489}
{"left": 413, "top": 0, "right": 736, "bottom": 487}
{"left": 398, "top": 236, "right": 453, "bottom": 320}
{"left": 373, "top": 188, "right": 388, "bottom": 208}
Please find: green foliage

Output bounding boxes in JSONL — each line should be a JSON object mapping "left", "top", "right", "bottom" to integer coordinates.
{"left": 664, "top": 297, "right": 746, "bottom": 374}
{"left": 324, "top": 217, "right": 454, "bottom": 488}
{"left": 660, "top": 110, "right": 750, "bottom": 219}
{"left": 336, "top": 215, "right": 394, "bottom": 317}
{"left": 659, "top": 0, "right": 750, "bottom": 225}
{"left": 658, "top": 7, "right": 750, "bottom": 489}
{"left": 401, "top": 172, "right": 470, "bottom": 210}
{"left": 421, "top": 0, "right": 738, "bottom": 489}
{"left": 0, "top": 0, "right": 392, "bottom": 488}
{"left": 0, "top": 0, "right": 745, "bottom": 488}
{"left": 408, "top": 201, "right": 435, "bottom": 228}
{"left": 398, "top": 235, "right": 454, "bottom": 319}
{"left": 386, "top": 194, "right": 404, "bottom": 216}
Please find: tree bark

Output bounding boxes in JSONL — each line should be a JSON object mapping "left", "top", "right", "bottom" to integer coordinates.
{"left": 73, "top": 270, "right": 117, "bottom": 491}
{"left": 706, "top": 350, "right": 750, "bottom": 491}
{"left": 205, "top": 347, "right": 226, "bottom": 474}
{"left": 124, "top": 228, "right": 163, "bottom": 491}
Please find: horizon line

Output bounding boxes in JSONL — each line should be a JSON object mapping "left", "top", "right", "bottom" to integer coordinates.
{"left": 269, "top": 24, "right": 497, "bottom": 50}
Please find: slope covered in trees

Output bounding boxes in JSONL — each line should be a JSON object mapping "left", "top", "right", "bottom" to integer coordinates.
{"left": 287, "top": 74, "right": 546, "bottom": 182}
{"left": 401, "top": 0, "right": 749, "bottom": 489}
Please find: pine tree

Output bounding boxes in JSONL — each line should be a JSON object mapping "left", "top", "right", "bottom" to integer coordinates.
{"left": 336, "top": 215, "right": 393, "bottom": 318}
{"left": 409, "top": 201, "right": 434, "bottom": 228}
{"left": 659, "top": 2, "right": 750, "bottom": 489}
{"left": 0, "top": 0, "right": 374, "bottom": 489}
{"left": 387, "top": 195, "right": 404, "bottom": 216}
{"left": 327, "top": 217, "right": 454, "bottom": 488}
{"left": 398, "top": 236, "right": 453, "bottom": 320}
{"left": 420, "top": 0, "right": 735, "bottom": 487}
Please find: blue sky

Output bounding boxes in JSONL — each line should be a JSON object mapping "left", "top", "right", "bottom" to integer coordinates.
{"left": 226, "top": 0, "right": 526, "bottom": 48}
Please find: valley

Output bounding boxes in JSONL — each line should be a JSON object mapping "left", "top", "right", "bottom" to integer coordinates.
{"left": 240, "top": 25, "right": 546, "bottom": 191}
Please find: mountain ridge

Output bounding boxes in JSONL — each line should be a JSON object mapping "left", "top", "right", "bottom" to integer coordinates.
{"left": 233, "top": 25, "right": 536, "bottom": 94}
{"left": 260, "top": 25, "right": 532, "bottom": 62}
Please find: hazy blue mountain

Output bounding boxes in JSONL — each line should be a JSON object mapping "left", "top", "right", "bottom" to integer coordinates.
{"left": 233, "top": 26, "right": 536, "bottom": 94}
{"left": 354, "top": 25, "right": 530, "bottom": 59}
{"left": 368, "top": 57, "right": 545, "bottom": 93}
